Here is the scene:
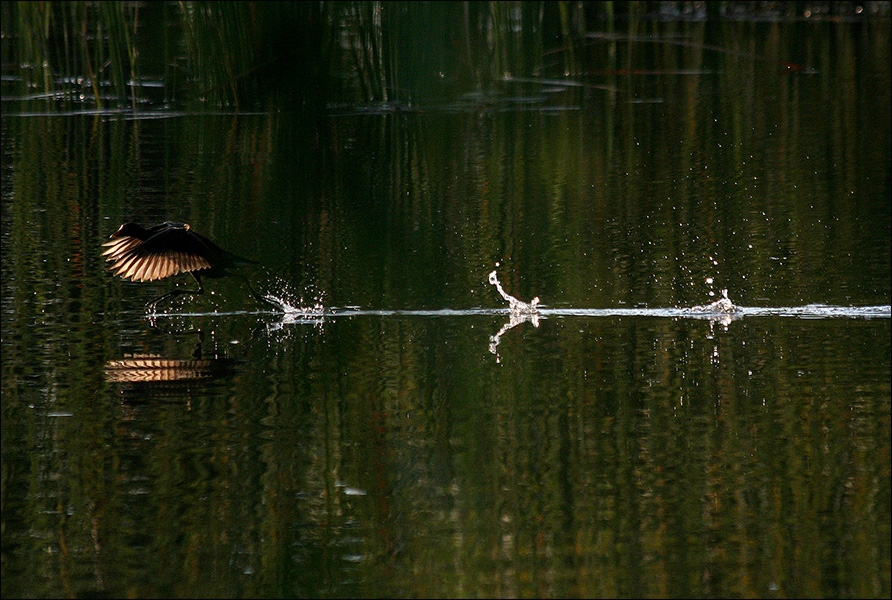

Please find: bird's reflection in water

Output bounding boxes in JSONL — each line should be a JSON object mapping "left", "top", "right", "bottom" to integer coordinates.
{"left": 104, "top": 354, "right": 239, "bottom": 384}
{"left": 105, "top": 330, "right": 242, "bottom": 401}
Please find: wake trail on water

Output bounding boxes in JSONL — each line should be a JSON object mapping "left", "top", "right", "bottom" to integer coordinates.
{"left": 146, "top": 270, "right": 891, "bottom": 322}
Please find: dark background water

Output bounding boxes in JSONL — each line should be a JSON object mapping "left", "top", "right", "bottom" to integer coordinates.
{"left": 2, "top": 3, "right": 890, "bottom": 598}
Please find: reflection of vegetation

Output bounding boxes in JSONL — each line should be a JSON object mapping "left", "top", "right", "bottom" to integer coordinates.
{"left": 6, "top": 2, "right": 880, "bottom": 110}
{"left": 5, "top": 2, "right": 142, "bottom": 108}
{"left": 178, "top": 2, "right": 330, "bottom": 108}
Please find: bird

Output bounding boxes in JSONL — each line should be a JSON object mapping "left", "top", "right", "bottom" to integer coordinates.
{"left": 102, "top": 221, "right": 282, "bottom": 311}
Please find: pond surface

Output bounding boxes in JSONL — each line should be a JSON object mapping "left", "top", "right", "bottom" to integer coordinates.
{"left": 2, "top": 10, "right": 890, "bottom": 599}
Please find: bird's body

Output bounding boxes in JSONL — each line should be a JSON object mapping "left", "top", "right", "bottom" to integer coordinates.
{"left": 103, "top": 222, "right": 280, "bottom": 310}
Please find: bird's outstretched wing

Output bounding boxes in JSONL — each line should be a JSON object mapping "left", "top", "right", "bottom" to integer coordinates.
{"left": 103, "top": 224, "right": 215, "bottom": 282}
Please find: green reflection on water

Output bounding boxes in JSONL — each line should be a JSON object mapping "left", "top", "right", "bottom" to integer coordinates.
{"left": 2, "top": 6, "right": 890, "bottom": 599}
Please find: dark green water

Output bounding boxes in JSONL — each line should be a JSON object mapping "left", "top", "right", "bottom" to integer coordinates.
{"left": 2, "top": 7, "right": 890, "bottom": 599}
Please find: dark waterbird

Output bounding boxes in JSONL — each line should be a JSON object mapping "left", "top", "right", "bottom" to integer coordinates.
{"left": 103, "top": 221, "right": 282, "bottom": 311}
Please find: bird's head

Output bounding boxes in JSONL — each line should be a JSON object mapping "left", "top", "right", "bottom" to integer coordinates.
{"left": 161, "top": 221, "right": 191, "bottom": 231}
{"left": 109, "top": 223, "right": 148, "bottom": 240}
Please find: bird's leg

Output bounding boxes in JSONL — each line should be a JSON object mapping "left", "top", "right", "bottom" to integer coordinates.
{"left": 145, "top": 273, "right": 204, "bottom": 310}
{"left": 192, "top": 330, "right": 204, "bottom": 359}
{"left": 240, "top": 275, "right": 284, "bottom": 312}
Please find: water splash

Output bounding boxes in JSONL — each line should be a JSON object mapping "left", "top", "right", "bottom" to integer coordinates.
{"left": 261, "top": 277, "right": 326, "bottom": 317}
{"left": 262, "top": 279, "right": 327, "bottom": 336}
{"left": 688, "top": 289, "right": 738, "bottom": 314}
{"left": 488, "top": 271, "right": 540, "bottom": 314}
{"left": 488, "top": 271, "right": 540, "bottom": 361}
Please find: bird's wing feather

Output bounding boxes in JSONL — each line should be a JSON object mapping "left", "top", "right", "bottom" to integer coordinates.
{"left": 106, "top": 227, "right": 215, "bottom": 282}
{"left": 102, "top": 236, "right": 142, "bottom": 261}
